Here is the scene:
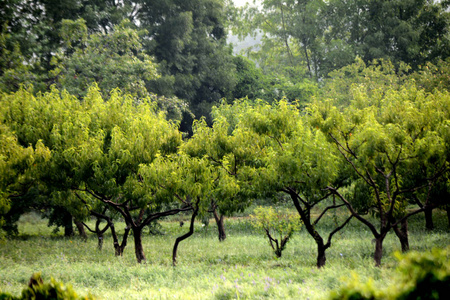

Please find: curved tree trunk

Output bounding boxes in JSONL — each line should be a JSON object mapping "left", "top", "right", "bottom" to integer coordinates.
{"left": 289, "top": 191, "right": 328, "bottom": 268}
{"left": 173, "top": 205, "right": 199, "bottom": 266}
{"left": 393, "top": 219, "right": 409, "bottom": 252}
{"left": 313, "top": 233, "right": 327, "bottom": 268}
{"left": 110, "top": 222, "right": 130, "bottom": 256}
{"left": 97, "top": 232, "right": 104, "bottom": 251}
{"left": 212, "top": 208, "right": 226, "bottom": 242}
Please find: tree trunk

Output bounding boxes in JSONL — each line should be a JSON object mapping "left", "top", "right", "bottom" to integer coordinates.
{"left": 289, "top": 191, "right": 328, "bottom": 268}
{"left": 173, "top": 205, "right": 199, "bottom": 266}
{"left": 316, "top": 242, "right": 327, "bottom": 268}
{"left": 98, "top": 233, "right": 104, "bottom": 251}
{"left": 424, "top": 206, "right": 434, "bottom": 231}
{"left": 447, "top": 205, "right": 450, "bottom": 229}
{"left": 95, "top": 220, "right": 109, "bottom": 251}
{"left": 393, "top": 219, "right": 409, "bottom": 252}
{"left": 373, "top": 235, "right": 385, "bottom": 267}
{"left": 111, "top": 222, "right": 130, "bottom": 257}
{"left": 74, "top": 220, "right": 87, "bottom": 240}
{"left": 132, "top": 227, "right": 146, "bottom": 264}
{"left": 212, "top": 208, "right": 226, "bottom": 242}
{"left": 63, "top": 214, "right": 74, "bottom": 237}
{"left": 307, "top": 226, "right": 327, "bottom": 268}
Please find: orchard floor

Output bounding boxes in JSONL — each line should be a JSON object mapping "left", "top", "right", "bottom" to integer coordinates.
{"left": 0, "top": 210, "right": 449, "bottom": 299}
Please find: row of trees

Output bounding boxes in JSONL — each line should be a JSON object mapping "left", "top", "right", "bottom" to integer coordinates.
{"left": 1, "top": 58, "right": 449, "bottom": 267}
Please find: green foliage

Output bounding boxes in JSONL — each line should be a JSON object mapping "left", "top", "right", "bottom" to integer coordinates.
{"left": 0, "top": 23, "right": 37, "bottom": 93}
{"left": 51, "top": 19, "right": 158, "bottom": 100}
{"left": 413, "top": 58, "right": 450, "bottom": 93}
{"left": 235, "top": 0, "right": 450, "bottom": 82}
{"left": 329, "top": 248, "right": 450, "bottom": 300}
{"left": 0, "top": 119, "right": 51, "bottom": 235}
{"left": 321, "top": 58, "right": 411, "bottom": 108}
{"left": 0, "top": 84, "right": 183, "bottom": 240}
{"left": 183, "top": 104, "right": 265, "bottom": 216}
{"left": 140, "top": 0, "right": 237, "bottom": 130}
{"left": 250, "top": 206, "right": 302, "bottom": 257}
{"left": 0, "top": 272, "right": 96, "bottom": 300}
{"left": 310, "top": 61, "right": 450, "bottom": 265}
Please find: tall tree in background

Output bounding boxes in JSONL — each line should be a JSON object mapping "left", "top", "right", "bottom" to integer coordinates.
{"left": 0, "top": 0, "right": 138, "bottom": 92}
{"left": 332, "top": 0, "right": 450, "bottom": 69}
{"left": 235, "top": 0, "right": 450, "bottom": 80}
{"left": 139, "top": 0, "right": 237, "bottom": 132}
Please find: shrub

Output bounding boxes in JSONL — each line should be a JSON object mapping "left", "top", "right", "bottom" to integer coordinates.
{"left": 0, "top": 273, "right": 96, "bottom": 300}
{"left": 250, "top": 206, "right": 302, "bottom": 257}
{"left": 329, "top": 247, "right": 450, "bottom": 299}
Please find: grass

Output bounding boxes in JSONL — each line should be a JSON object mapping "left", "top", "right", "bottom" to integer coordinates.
{"left": 0, "top": 209, "right": 449, "bottom": 299}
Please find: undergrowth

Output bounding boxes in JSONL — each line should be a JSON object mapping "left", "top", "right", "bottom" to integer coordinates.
{"left": 0, "top": 209, "right": 448, "bottom": 299}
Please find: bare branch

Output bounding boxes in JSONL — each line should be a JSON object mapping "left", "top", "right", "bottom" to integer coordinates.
{"left": 314, "top": 203, "right": 346, "bottom": 226}
{"left": 325, "top": 215, "right": 353, "bottom": 247}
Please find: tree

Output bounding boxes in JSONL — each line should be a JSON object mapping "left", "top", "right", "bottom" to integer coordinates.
{"left": 0, "top": 124, "right": 51, "bottom": 236}
{"left": 233, "top": 0, "right": 354, "bottom": 79}
{"left": 250, "top": 206, "right": 302, "bottom": 257}
{"left": 0, "top": 23, "right": 37, "bottom": 93}
{"left": 340, "top": 0, "right": 450, "bottom": 69}
{"left": 0, "top": 0, "right": 138, "bottom": 74}
{"left": 138, "top": 0, "right": 237, "bottom": 131}
{"left": 234, "top": 0, "right": 450, "bottom": 82}
{"left": 311, "top": 82, "right": 450, "bottom": 266}
{"left": 182, "top": 103, "right": 265, "bottom": 242}
{"left": 51, "top": 19, "right": 156, "bottom": 99}
{"left": 321, "top": 59, "right": 450, "bottom": 231}
{"left": 231, "top": 99, "right": 352, "bottom": 268}
{"left": 0, "top": 85, "right": 188, "bottom": 262}
{"left": 139, "top": 153, "right": 220, "bottom": 265}
{"left": 49, "top": 18, "right": 188, "bottom": 122}
{"left": 413, "top": 58, "right": 450, "bottom": 93}
{"left": 320, "top": 58, "right": 411, "bottom": 108}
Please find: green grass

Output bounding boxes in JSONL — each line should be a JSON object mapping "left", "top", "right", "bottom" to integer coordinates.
{"left": 0, "top": 209, "right": 449, "bottom": 299}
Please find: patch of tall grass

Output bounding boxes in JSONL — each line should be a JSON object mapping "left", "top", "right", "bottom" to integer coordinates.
{"left": 0, "top": 208, "right": 448, "bottom": 299}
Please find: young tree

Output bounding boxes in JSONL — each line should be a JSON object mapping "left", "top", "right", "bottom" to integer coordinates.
{"left": 251, "top": 206, "right": 302, "bottom": 257}
{"left": 139, "top": 153, "right": 223, "bottom": 265}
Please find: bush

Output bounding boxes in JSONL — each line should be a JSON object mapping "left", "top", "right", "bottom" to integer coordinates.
{"left": 329, "top": 247, "right": 450, "bottom": 299}
{"left": 250, "top": 206, "right": 302, "bottom": 257}
{"left": 0, "top": 273, "right": 96, "bottom": 300}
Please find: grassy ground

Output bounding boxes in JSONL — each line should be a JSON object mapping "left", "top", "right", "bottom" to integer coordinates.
{"left": 0, "top": 209, "right": 449, "bottom": 299}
